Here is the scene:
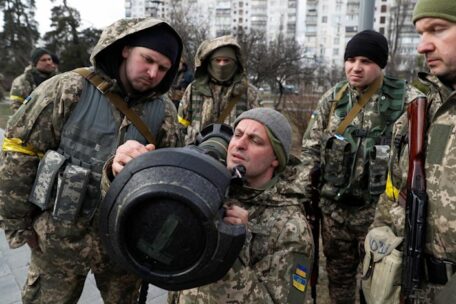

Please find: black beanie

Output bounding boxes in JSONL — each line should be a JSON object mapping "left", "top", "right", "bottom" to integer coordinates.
{"left": 344, "top": 30, "right": 389, "bottom": 69}
{"left": 30, "top": 48, "right": 51, "bottom": 66}
{"left": 125, "top": 25, "right": 180, "bottom": 67}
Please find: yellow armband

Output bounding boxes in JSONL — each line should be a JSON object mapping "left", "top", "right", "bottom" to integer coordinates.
{"left": 2, "top": 138, "right": 43, "bottom": 158}
{"left": 178, "top": 115, "right": 190, "bottom": 127}
{"left": 385, "top": 172, "right": 399, "bottom": 201}
{"left": 9, "top": 95, "right": 24, "bottom": 102}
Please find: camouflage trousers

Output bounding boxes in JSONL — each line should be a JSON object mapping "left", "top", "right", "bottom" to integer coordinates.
{"left": 321, "top": 200, "right": 376, "bottom": 304}
{"left": 22, "top": 211, "right": 141, "bottom": 304}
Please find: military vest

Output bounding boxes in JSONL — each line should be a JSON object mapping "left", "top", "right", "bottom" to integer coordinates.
{"left": 321, "top": 76, "right": 406, "bottom": 205}
{"left": 188, "top": 77, "right": 249, "bottom": 124}
{"left": 29, "top": 77, "right": 165, "bottom": 222}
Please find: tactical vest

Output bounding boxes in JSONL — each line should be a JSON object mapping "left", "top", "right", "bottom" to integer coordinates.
{"left": 29, "top": 77, "right": 165, "bottom": 222}
{"left": 321, "top": 76, "right": 406, "bottom": 205}
{"left": 188, "top": 80, "right": 249, "bottom": 124}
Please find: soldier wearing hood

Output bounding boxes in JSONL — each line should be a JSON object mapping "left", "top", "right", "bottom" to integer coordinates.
{"left": 177, "top": 35, "right": 260, "bottom": 145}
{"left": 0, "top": 18, "right": 182, "bottom": 303}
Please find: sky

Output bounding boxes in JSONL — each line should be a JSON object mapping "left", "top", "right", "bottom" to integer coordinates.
{"left": 35, "top": 0, "right": 125, "bottom": 34}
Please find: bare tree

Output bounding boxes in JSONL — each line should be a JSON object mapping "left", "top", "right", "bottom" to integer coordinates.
{"left": 385, "top": 0, "right": 422, "bottom": 81}
{"left": 166, "top": 0, "right": 209, "bottom": 69}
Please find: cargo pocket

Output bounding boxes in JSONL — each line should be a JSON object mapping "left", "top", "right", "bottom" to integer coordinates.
{"left": 52, "top": 164, "right": 90, "bottom": 223}
{"left": 29, "top": 150, "right": 66, "bottom": 210}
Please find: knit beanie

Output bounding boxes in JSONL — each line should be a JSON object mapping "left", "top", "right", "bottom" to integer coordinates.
{"left": 234, "top": 108, "right": 292, "bottom": 173}
{"left": 344, "top": 30, "right": 389, "bottom": 69}
{"left": 126, "top": 25, "right": 181, "bottom": 67}
{"left": 30, "top": 48, "right": 51, "bottom": 66}
{"left": 412, "top": 0, "right": 456, "bottom": 24}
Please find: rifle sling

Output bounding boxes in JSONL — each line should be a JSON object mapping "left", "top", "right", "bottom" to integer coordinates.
{"left": 336, "top": 75, "right": 384, "bottom": 135}
{"left": 73, "top": 68, "right": 156, "bottom": 145}
{"left": 217, "top": 93, "right": 243, "bottom": 123}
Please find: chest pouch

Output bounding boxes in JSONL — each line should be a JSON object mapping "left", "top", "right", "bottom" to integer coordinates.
{"left": 52, "top": 163, "right": 90, "bottom": 223}
{"left": 29, "top": 150, "right": 91, "bottom": 223}
{"left": 368, "top": 145, "right": 390, "bottom": 196}
{"left": 321, "top": 135, "right": 354, "bottom": 199}
{"left": 29, "top": 150, "right": 66, "bottom": 210}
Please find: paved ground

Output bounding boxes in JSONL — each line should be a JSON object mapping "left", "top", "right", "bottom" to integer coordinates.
{"left": 0, "top": 231, "right": 168, "bottom": 304}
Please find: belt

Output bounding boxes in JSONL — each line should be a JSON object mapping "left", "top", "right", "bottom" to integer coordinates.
{"left": 424, "top": 255, "right": 456, "bottom": 285}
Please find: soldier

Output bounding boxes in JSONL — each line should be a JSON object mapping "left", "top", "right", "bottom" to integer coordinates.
{"left": 370, "top": 0, "right": 456, "bottom": 302}
{"left": 300, "top": 30, "right": 423, "bottom": 303}
{"left": 177, "top": 35, "right": 260, "bottom": 145}
{"left": 9, "top": 48, "right": 58, "bottom": 111}
{"left": 0, "top": 18, "right": 182, "bottom": 303}
{"left": 109, "top": 108, "right": 314, "bottom": 303}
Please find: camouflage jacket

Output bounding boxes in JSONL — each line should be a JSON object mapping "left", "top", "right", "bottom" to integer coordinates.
{"left": 169, "top": 162, "right": 313, "bottom": 304}
{"left": 0, "top": 18, "right": 181, "bottom": 249}
{"left": 9, "top": 65, "right": 57, "bottom": 111}
{"left": 372, "top": 73, "right": 456, "bottom": 262}
{"left": 300, "top": 76, "right": 423, "bottom": 215}
{"left": 177, "top": 35, "right": 259, "bottom": 145}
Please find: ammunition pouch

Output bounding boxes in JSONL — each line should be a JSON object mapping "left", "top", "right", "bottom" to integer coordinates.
{"left": 321, "top": 135, "right": 353, "bottom": 200}
{"left": 368, "top": 145, "right": 390, "bottom": 196}
{"left": 29, "top": 150, "right": 91, "bottom": 223}
{"left": 362, "top": 226, "right": 403, "bottom": 304}
{"left": 29, "top": 150, "right": 66, "bottom": 210}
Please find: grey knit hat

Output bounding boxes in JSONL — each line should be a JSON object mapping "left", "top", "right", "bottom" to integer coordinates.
{"left": 234, "top": 108, "right": 292, "bottom": 172}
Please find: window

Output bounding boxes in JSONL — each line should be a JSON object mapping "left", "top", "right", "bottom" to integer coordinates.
{"left": 381, "top": 5, "right": 387, "bottom": 13}
{"left": 322, "top": 16, "right": 327, "bottom": 23}
{"left": 380, "top": 16, "right": 386, "bottom": 24}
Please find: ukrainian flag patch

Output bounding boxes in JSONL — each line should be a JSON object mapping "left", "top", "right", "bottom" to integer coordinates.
{"left": 292, "top": 264, "right": 308, "bottom": 292}
{"left": 295, "top": 264, "right": 308, "bottom": 278}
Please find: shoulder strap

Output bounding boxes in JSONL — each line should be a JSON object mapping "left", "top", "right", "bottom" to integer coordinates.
{"left": 73, "top": 68, "right": 156, "bottom": 145}
{"left": 336, "top": 75, "right": 383, "bottom": 135}
{"left": 217, "top": 92, "right": 244, "bottom": 123}
{"left": 328, "top": 82, "right": 349, "bottom": 125}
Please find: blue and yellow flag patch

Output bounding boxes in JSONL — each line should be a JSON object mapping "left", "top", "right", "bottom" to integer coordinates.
{"left": 292, "top": 264, "right": 308, "bottom": 292}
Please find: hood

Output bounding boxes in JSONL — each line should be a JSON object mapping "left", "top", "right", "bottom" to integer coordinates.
{"left": 91, "top": 18, "right": 183, "bottom": 96}
{"left": 193, "top": 35, "right": 245, "bottom": 80}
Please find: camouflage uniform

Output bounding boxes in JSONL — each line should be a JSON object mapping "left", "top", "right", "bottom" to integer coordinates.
{"left": 300, "top": 77, "right": 423, "bottom": 303}
{"left": 9, "top": 65, "right": 57, "bottom": 111}
{"left": 177, "top": 35, "right": 260, "bottom": 145}
{"left": 372, "top": 72, "right": 456, "bottom": 303}
{"left": 168, "top": 59, "right": 193, "bottom": 109}
{"left": 0, "top": 18, "right": 181, "bottom": 304}
{"left": 168, "top": 159, "right": 314, "bottom": 304}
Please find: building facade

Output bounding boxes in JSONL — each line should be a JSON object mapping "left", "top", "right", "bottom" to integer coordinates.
{"left": 125, "top": 0, "right": 420, "bottom": 70}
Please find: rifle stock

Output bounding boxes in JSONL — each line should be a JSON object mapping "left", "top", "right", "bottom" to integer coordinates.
{"left": 401, "top": 97, "right": 428, "bottom": 303}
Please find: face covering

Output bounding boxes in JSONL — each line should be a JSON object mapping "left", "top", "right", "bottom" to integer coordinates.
{"left": 208, "top": 59, "right": 237, "bottom": 82}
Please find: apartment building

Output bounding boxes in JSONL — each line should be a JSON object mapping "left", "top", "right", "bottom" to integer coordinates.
{"left": 125, "top": 0, "right": 419, "bottom": 69}
{"left": 125, "top": 0, "right": 303, "bottom": 40}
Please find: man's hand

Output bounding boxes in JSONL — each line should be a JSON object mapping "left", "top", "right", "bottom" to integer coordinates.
{"left": 224, "top": 204, "right": 248, "bottom": 225}
{"left": 112, "top": 140, "right": 155, "bottom": 176}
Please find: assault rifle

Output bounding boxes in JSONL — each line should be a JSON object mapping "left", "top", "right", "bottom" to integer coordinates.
{"left": 304, "top": 163, "right": 322, "bottom": 304}
{"left": 401, "top": 97, "right": 428, "bottom": 303}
